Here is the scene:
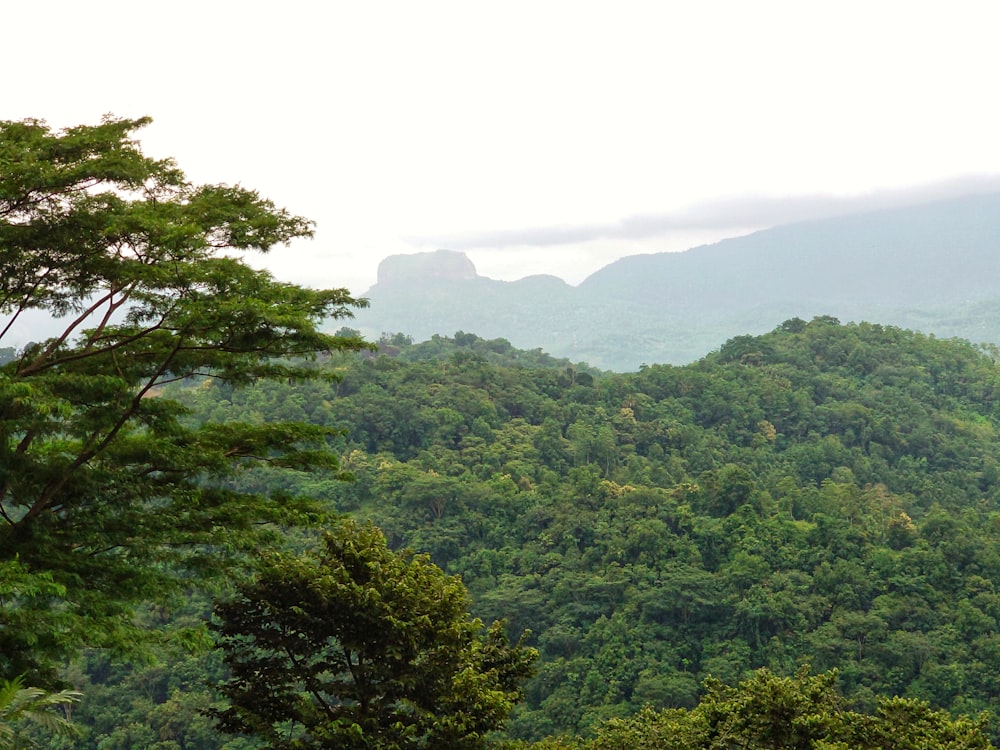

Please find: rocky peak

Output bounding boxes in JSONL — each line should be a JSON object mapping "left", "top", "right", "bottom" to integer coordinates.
{"left": 376, "top": 250, "right": 478, "bottom": 287}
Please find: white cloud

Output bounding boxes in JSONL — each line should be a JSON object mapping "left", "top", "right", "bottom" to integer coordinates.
{"left": 5, "top": 1, "right": 1000, "bottom": 292}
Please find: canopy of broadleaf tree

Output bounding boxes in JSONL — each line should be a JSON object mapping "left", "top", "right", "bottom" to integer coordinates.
{"left": 212, "top": 520, "right": 537, "bottom": 750}
{"left": 0, "top": 116, "right": 369, "bottom": 682}
{"left": 590, "top": 668, "right": 994, "bottom": 750}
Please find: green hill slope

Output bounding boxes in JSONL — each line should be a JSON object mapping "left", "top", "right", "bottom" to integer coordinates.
{"left": 162, "top": 322, "right": 1000, "bottom": 741}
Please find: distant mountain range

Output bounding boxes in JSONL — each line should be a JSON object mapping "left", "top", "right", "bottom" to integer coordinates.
{"left": 349, "top": 192, "right": 1000, "bottom": 371}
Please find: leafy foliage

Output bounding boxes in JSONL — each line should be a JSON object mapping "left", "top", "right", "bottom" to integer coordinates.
{"left": 0, "top": 116, "right": 369, "bottom": 682}
{"left": 212, "top": 519, "right": 536, "bottom": 749}
{"left": 589, "top": 667, "right": 993, "bottom": 750}
{"left": 41, "top": 318, "right": 1000, "bottom": 747}
{"left": 160, "top": 319, "right": 1000, "bottom": 741}
{"left": 0, "top": 675, "right": 81, "bottom": 749}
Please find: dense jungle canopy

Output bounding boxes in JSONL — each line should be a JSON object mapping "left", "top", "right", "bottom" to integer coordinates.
{"left": 105, "top": 318, "right": 1000, "bottom": 748}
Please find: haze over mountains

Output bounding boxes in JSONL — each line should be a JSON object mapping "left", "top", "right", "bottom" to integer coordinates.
{"left": 351, "top": 192, "right": 1000, "bottom": 371}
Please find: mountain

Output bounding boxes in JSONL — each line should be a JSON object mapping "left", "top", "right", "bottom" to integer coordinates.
{"left": 350, "top": 193, "right": 1000, "bottom": 370}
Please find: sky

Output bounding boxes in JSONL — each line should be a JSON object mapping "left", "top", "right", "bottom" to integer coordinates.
{"left": 6, "top": 1, "right": 1000, "bottom": 296}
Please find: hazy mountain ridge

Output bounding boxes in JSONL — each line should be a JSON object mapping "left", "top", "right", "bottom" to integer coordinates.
{"left": 583, "top": 193, "right": 1000, "bottom": 308}
{"left": 352, "top": 192, "right": 1000, "bottom": 370}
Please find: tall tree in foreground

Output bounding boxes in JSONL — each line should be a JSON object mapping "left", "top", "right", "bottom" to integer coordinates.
{"left": 0, "top": 115, "right": 369, "bottom": 681}
{"left": 212, "top": 520, "right": 537, "bottom": 750}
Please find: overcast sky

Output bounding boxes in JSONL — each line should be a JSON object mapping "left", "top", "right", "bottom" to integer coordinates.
{"left": 7, "top": 1, "right": 1000, "bottom": 293}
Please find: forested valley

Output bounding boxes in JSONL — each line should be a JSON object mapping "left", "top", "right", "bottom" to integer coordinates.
{"left": 50, "top": 318, "right": 1000, "bottom": 748}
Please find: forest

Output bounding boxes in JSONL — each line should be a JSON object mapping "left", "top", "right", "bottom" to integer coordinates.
{"left": 37, "top": 319, "right": 1000, "bottom": 749}
{"left": 4, "top": 117, "right": 1000, "bottom": 749}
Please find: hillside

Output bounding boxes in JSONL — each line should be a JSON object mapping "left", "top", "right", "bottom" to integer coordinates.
{"left": 351, "top": 193, "right": 1000, "bottom": 370}
{"left": 324, "top": 321, "right": 1000, "bottom": 739}
{"left": 68, "top": 321, "right": 1000, "bottom": 747}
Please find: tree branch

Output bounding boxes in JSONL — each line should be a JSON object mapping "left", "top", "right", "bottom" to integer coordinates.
{"left": 17, "top": 287, "right": 121, "bottom": 376}
{"left": 19, "top": 337, "right": 186, "bottom": 525}
{"left": 0, "top": 269, "right": 53, "bottom": 343}
{"left": 79, "top": 282, "right": 139, "bottom": 353}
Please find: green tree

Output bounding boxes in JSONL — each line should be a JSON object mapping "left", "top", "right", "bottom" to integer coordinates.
{"left": 212, "top": 520, "right": 537, "bottom": 750}
{"left": 0, "top": 116, "right": 369, "bottom": 681}
{"left": 590, "top": 668, "right": 994, "bottom": 750}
